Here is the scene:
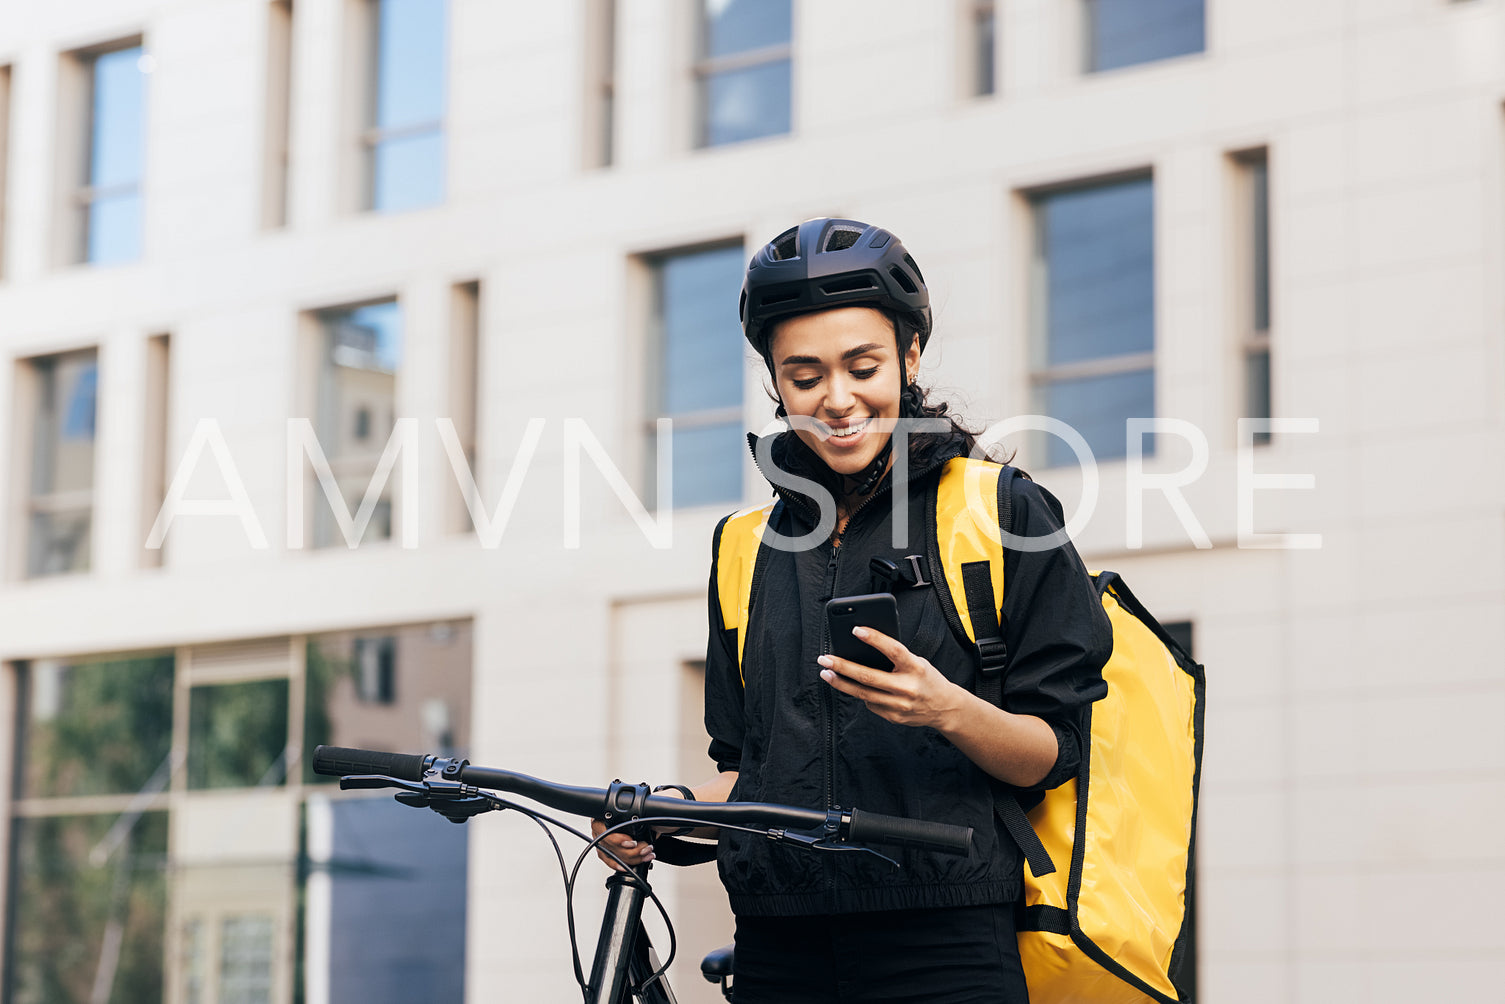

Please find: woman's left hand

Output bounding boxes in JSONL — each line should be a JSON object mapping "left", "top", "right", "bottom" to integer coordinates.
{"left": 818, "top": 626, "right": 967, "bottom": 730}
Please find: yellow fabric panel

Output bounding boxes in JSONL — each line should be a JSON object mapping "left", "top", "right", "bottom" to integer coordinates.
{"left": 1023, "top": 778, "right": 1076, "bottom": 910}
{"left": 1074, "top": 592, "right": 1196, "bottom": 1000}
{"left": 934, "top": 458, "right": 1003, "bottom": 641}
{"left": 715, "top": 502, "right": 776, "bottom": 682}
{"left": 1020, "top": 931, "right": 1159, "bottom": 1004}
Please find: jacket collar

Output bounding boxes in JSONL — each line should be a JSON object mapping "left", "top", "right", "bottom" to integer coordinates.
{"left": 745, "top": 429, "right": 968, "bottom": 525}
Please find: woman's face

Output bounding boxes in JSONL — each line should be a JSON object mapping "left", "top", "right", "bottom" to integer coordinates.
{"left": 769, "top": 306, "right": 921, "bottom": 479}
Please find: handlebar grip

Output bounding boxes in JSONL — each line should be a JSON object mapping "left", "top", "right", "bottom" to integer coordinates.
{"left": 311, "top": 745, "right": 428, "bottom": 782}
{"left": 846, "top": 809, "right": 973, "bottom": 857}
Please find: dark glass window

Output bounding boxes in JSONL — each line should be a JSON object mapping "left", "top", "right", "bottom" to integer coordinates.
{"left": 1031, "top": 175, "right": 1156, "bottom": 467}
{"left": 313, "top": 299, "right": 401, "bottom": 547}
{"left": 187, "top": 678, "right": 291, "bottom": 789}
{"left": 1085, "top": 0, "right": 1204, "bottom": 73}
{"left": 303, "top": 622, "right": 472, "bottom": 784}
{"left": 312, "top": 797, "right": 467, "bottom": 1003}
{"left": 82, "top": 45, "right": 146, "bottom": 263}
{"left": 696, "top": 0, "right": 792, "bottom": 147}
{"left": 27, "top": 351, "right": 100, "bottom": 577}
{"left": 366, "top": 0, "right": 446, "bottom": 211}
{"left": 18, "top": 655, "right": 174, "bottom": 799}
{"left": 651, "top": 244, "right": 746, "bottom": 507}
{"left": 6, "top": 812, "right": 169, "bottom": 1004}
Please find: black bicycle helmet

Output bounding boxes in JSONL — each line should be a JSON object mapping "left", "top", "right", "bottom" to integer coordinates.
{"left": 739, "top": 218, "right": 931, "bottom": 360}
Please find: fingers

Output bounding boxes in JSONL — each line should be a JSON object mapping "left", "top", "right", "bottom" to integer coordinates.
{"left": 591, "top": 820, "right": 655, "bottom": 870}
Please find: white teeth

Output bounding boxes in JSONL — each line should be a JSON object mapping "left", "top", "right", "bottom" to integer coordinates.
{"left": 831, "top": 419, "right": 870, "bottom": 439}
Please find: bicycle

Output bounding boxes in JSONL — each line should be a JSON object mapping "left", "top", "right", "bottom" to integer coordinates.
{"left": 311, "top": 745, "right": 974, "bottom": 1004}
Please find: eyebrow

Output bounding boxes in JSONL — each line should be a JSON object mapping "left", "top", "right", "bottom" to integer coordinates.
{"left": 780, "top": 342, "right": 886, "bottom": 366}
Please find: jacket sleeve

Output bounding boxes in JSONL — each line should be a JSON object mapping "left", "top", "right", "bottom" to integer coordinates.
{"left": 704, "top": 516, "right": 746, "bottom": 774}
{"left": 997, "top": 476, "right": 1112, "bottom": 792}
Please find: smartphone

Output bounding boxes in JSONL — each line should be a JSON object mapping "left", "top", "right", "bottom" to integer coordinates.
{"left": 825, "top": 593, "right": 902, "bottom": 671}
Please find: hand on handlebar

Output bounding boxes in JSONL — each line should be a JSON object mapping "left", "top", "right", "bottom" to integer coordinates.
{"left": 591, "top": 788, "right": 687, "bottom": 870}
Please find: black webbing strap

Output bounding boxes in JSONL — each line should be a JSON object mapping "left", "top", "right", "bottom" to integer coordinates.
{"left": 961, "top": 561, "right": 1009, "bottom": 676}
{"left": 961, "top": 471, "right": 1057, "bottom": 878}
{"left": 1019, "top": 904, "right": 1071, "bottom": 935}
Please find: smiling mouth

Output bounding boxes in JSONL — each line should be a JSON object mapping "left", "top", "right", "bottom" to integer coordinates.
{"left": 829, "top": 417, "right": 872, "bottom": 440}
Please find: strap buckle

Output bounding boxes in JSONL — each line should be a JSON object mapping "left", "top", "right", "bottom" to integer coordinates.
{"left": 975, "top": 636, "right": 1008, "bottom": 676}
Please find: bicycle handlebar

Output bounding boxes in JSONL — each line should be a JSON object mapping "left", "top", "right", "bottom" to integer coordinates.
{"left": 311, "top": 745, "right": 973, "bottom": 857}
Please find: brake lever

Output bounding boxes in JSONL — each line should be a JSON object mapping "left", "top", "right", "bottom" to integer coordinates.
{"left": 765, "top": 827, "right": 901, "bottom": 870}
{"left": 341, "top": 774, "right": 424, "bottom": 792}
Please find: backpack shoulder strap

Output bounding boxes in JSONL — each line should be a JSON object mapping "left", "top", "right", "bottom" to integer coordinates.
{"left": 930, "top": 459, "right": 1057, "bottom": 878}
{"left": 929, "top": 457, "right": 1010, "bottom": 677}
{"left": 714, "top": 499, "right": 779, "bottom": 685}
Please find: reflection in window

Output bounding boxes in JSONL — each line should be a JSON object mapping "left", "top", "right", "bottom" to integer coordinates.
{"left": 19, "top": 655, "right": 174, "bottom": 799}
{"left": 27, "top": 350, "right": 99, "bottom": 577}
{"left": 79, "top": 44, "right": 146, "bottom": 264}
{"left": 188, "top": 678, "right": 290, "bottom": 789}
{"left": 1235, "top": 149, "right": 1272, "bottom": 444}
{"left": 1030, "top": 174, "right": 1155, "bottom": 467}
{"left": 365, "top": 0, "right": 447, "bottom": 211}
{"left": 695, "top": 0, "right": 792, "bottom": 147}
{"left": 1085, "top": 0, "right": 1204, "bottom": 73}
{"left": 5, "top": 812, "right": 169, "bottom": 1004}
{"left": 313, "top": 300, "right": 401, "bottom": 547}
{"left": 305, "top": 797, "right": 466, "bottom": 1003}
{"left": 303, "top": 621, "right": 472, "bottom": 784}
{"left": 649, "top": 245, "right": 745, "bottom": 507}
{"left": 219, "top": 914, "right": 276, "bottom": 1004}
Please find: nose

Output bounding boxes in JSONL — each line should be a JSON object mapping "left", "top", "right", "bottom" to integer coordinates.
{"left": 823, "top": 372, "right": 856, "bottom": 416}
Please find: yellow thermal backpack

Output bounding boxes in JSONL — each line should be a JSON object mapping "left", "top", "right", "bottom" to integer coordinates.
{"left": 714, "top": 456, "right": 1205, "bottom": 1003}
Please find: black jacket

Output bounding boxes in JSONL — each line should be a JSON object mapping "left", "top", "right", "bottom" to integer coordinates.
{"left": 705, "top": 432, "right": 1112, "bottom": 916}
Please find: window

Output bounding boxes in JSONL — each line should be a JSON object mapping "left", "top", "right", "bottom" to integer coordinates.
{"left": 585, "top": 0, "right": 617, "bottom": 167}
{"left": 263, "top": 0, "right": 295, "bottom": 228}
{"left": 1029, "top": 174, "right": 1155, "bottom": 467}
{"left": 1233, "top": 148, "right": 1271, "bottom": 445}
{"left": 74, "top": 42, "right": 147, "bottom": 264}
{"left": 363, "top": 0, "right": 447, "bottom": 212}
{"left": 24, "top": 350, "right": 99, "bottom": 577}
{"left": 695, "top": 0, "right": 792, "bottom": 147}
{"left": 311, "top": 299, "right": 401, "bottom": 547}
{"left": 6, "top": 623, "right": 471, "bottom": 1004}
{"left": 1084, "top": 0, "right": 1204, "bottom": 73}
{"left": 968, "top": 0, "right": 997, "bottom": 96}
{"left": 6, "top": 654, "right": 175, "bottom": 1003}
{"left": 648, "top": 244, "right": 746, "bottom": 507}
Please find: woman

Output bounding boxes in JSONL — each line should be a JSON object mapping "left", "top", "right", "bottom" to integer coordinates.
{"left": 596, "top": 218, "right": 1111, "bottom": 1003}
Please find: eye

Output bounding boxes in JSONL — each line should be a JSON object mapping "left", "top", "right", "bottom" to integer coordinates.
{"left": 792, "top": 376, "right": 820, "bottom": 390}
{"left": 852, "top": 367, "right": 879, "bottom": 380}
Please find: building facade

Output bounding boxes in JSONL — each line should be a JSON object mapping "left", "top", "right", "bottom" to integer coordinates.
{"left": 0, "top": 0, "right": 1502, "bottom": 1001}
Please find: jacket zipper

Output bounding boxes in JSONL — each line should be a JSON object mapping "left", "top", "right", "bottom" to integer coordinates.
{"left": 746, "top": 438, "right": 958, "bottom": 816}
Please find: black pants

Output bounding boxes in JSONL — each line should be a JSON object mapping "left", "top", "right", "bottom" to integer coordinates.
{"left": 731, "top": 903, "right": 1029, "bottom": 1004}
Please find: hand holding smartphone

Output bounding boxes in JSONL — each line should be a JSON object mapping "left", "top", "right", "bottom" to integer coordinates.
{"left": 824, "top": 593, "right": 901, "bottom": 671}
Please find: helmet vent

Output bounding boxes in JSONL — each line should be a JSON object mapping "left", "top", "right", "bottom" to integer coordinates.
{"left": 903, "top": 254, "right": 925, "bottom": 285}
{"left": 770, "top": 227, "right": 800, "bottom": 261}
{"left": 760, "top": 289, "right": 802, "bottom": 307}
{"left": 822, "top": 227, "right": 864, "bottom": 253}
{"left": 889, "top": 265, "right": 918, "bottom": 295}
{"left": 820, "top": 275, "right": 878, "bottom": 295}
